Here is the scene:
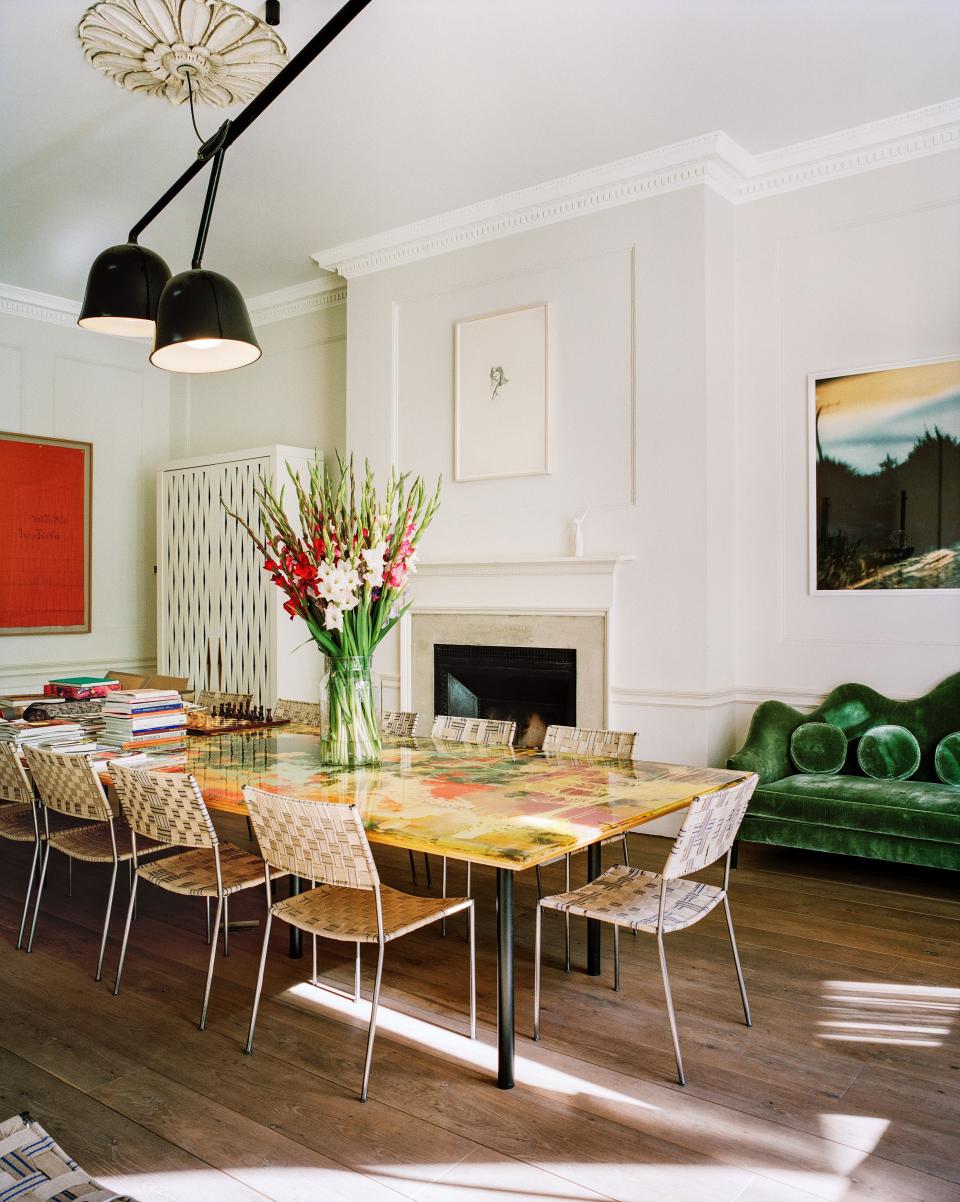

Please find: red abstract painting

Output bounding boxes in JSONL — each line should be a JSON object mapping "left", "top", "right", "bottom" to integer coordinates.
{"left": 0, "top": 433, "right": 92, "bottom": 633}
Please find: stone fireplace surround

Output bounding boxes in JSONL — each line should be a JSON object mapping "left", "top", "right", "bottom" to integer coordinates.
{"left": 398, "top": 556, "right": 632, "bottom": 733}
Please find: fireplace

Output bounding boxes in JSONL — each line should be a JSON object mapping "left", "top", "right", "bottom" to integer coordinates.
{"left": 434, "top": 643, "right": 576, "bottom": 748}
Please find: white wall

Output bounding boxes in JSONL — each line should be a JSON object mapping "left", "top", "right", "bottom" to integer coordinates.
{"left": 183, "top": 304, "right": 346, "bottom": 459}
{"left": 734, "top": 150, "right": 960, "bottom": 741}
{"left": 344, "top": 149, "right": 960, "bottom": 770}
{"left": 0, "top": 313, "right": 175, "bottom": 692}
{"left": 346, "top": 184, "right": 740, "bottom": 769}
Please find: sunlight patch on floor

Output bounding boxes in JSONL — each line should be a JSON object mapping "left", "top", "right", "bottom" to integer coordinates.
{"left": 284, "top": 980, "right": 662, "bottom": 1112}
{"left": 817, "top": 980, "right": 960, "bottom": 1047}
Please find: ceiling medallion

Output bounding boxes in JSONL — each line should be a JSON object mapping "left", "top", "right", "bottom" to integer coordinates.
{"left": 78, "top": 0, "right": 288, "bottom": 107}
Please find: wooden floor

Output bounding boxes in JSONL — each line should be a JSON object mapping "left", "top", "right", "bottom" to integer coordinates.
{"left": 1, "top": 817, "right": 958, "bottom": 1202}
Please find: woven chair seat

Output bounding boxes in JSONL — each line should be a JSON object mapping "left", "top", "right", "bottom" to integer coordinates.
{"left": 47, "top": 818, "right": 163, "bottom": 864}
{"left": 0, "top": 805, "right": 40, "bottom": 844}
{"left": 0, "top": 1113, "right": 138, "bottom": 1201}
{"left": 137, "top": 841, "right": 281, "bottom": 897}
{"left": 540, "top": 864, "right": 725, "bottom": 934}
{"left": 271, "top": 881, "right": 472, "bottom": 943}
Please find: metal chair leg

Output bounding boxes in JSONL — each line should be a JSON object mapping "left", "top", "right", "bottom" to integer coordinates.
{"left": 67, "top": 856, "right": 72, "bottom": 898}
{"left": 26, "top": 843, "right": 52, "bottom": 954}
{"left": 536, "top": 865, "right": 543, "bottom": 898}
{"left": 621, "top": 835, "right": 630, "bottom": 867}
{"left": 354, "top": 941, "right": 361, "bottom": 1003}
{"left": 16, "top": 838, "right": 41, "bottom": 950}
{"left": 244, "top": 910, "right": 273, "bottom": 1054}
{"left": 723, "top": 896, "right": 752, "bottom": 1027}
{"left": 205, "top": 897, "right": 211, "bottom": 944}
{"left": 221, "top": 896, "right": 229, "bottom": 956}
{"left": 613, "top": 924, "right": 621, "bottom": 992}
{"left": 113, "top": 874, "right": 139, "bottom": 996}
{"left": 199, "top": 895, "right": 224, "bottom": 1030}
{"left": 95, "top": 860, "right": 119, "bottom": 982}
{"left": 657, "top": 932, "right": 685, "bottom": 1086}
{"left": 533, "top": 903, "right": 543, "bottom": 1040}
{"left": 563, "top": 855, "right": 571, "bottom": 973}
{"left": 311, "top": 932, "right": 318, "bottom": 986}
{"left": 359, "top": 940, "right": 385, "bottom": 1102}
{"left": 408, "top": 849, "right": 418, "bottom": 886}
{"left": 467, "top": 902, "right": 477, "bottom": 1039}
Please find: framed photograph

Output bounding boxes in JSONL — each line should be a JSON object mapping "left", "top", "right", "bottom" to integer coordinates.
{"left": 454, "top": 303, "right": 548, "bottom": 482}
{"left": 0, "top": 432, "right": 92, "bottom": 633}
{"left": 809, "top": 357, "right": 960, "bottom": 592}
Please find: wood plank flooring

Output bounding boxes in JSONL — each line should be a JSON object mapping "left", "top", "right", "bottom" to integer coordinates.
{"left": 0, "top": 818, "right": 957, "bottom": 1202}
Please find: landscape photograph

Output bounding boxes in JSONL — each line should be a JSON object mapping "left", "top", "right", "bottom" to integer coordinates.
{"left": 813, "top": 358, "right": 960, "bottom": 590}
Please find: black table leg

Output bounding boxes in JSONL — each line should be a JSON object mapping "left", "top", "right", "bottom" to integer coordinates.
{"left": 496, "top": 867, "right": 515, "bottom": 1090}
{"left": 586, "top": 843, "right": 602, "bottom": 976}
{"left": 288, "top": 875, "right": 303, "bottom": 958}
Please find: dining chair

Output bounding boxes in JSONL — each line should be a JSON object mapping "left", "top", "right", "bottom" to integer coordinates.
{"left": 22, "top": 745, "right": 162, "bottom": 981}
{"left": 275, "top": 698, "right": 323, "bottom": 724}
{"left": 0, "top": 743, "right": 46, "bottom": 950}
{"left": 378, "top": 711, "right": 429, "bottom": 885}
{"left": 534, "top": 773, "right": 759, "bottom": 1085}
{"left": 110, "top": 763, "right": 281, "bottom": 1029}
{"left": 242, "top": 785, "right": 476, "bottom": 1102}
{"left": 380, "top": 710, "right": 419, "bottom": 737}
{"left": 0, "top": 1112, "right": 141, "bottom": 1202}
{"left": 196, "top": 689, "right": 253, "bottom": 710}
{"left": 430, "top": 715, "right": 516, "bottom": 924}
{"left": 538, "top": 725, "right": 639, "bottom": 970}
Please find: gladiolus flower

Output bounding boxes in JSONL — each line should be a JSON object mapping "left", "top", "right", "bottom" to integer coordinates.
{"left": 324, "top": 604, "right": 344, "bottom": 631}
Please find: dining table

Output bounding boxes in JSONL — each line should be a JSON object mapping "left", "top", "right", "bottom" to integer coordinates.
{"left": 141, "top": 727, "right": 748, "bottom": 1090}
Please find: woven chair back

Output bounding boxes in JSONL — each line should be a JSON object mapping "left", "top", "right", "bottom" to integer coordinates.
{"left": 380, "top": 710, "right": 419, "bottom": 737}
{"left": 197, "top": 690, "right": 252, "bottom": 710}
{"left": 23, "top": 745, "right": 113, "bottom": 822}
{"left": 661, "top": 774, "right": 759, "bottom": 880}
{"left": 431, "top": 715, "right": 516, "bottom": 746}
{"left": 274, "top": 698, "right": 323, "bottom": 725}
{"left": 543, "top": 725, "right": 637, "bottom": 758}
{"left": 0, "top": 742, "right": 34, "bottom": 805}
{"left": 111, "top": 763, "right": 218, "bottom": 848}
{"left": 244, "top": 786, "right": 379, "bottom": 889}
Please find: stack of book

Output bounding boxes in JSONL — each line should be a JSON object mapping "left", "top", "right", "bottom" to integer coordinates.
{"left": 101, "top": 690, "right": 188, "bottom": 751}
{"left": 44, "top": 676, "right": 121, "bottom": 702}
{"left": 0, "top": 719, "right": 94, "bottom": 753}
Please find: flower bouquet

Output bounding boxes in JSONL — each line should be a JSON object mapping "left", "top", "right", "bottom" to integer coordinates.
{"left": 226, "top": 454, "right": 441, "bottom": 766}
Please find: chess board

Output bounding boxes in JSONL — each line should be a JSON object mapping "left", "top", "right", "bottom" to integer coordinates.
{"left": 185, "top": 714, "right": 291, "bottom": 737}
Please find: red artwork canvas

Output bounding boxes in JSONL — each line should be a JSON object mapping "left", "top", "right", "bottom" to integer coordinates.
{"left": 0, "top": 433, "right": 92, "bottom": 633}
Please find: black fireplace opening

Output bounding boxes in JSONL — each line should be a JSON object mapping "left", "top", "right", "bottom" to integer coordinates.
{"left": 434, "top": 643, "right": 576, "bottom": 748}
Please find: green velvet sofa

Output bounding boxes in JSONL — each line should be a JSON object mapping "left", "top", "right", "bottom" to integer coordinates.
{"left": 727, "top": 672, "right": 960, "bottom": 871}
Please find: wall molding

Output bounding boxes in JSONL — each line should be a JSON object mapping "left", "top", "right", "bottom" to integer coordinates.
{"left": 0, "top": 656, "right": 157, "bottom": 694}
{"left": 0, "top": 276, "right": 346, "bottom": 332}
{"left": 314, "top": 98, "right": 960, "bottom": 277}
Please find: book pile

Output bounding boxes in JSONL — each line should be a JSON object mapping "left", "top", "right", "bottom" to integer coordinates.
{"left": 101, "top": 690, "right": 188, "bottom": 751}
{"left": 0, "top": 719, "right": 96, "bottom": 754}
{"left": 44, "top": 676, "right": 121, "bottom": 702}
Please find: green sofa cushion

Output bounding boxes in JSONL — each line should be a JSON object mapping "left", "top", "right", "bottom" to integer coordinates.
{"left": 934, "top": 733, "right": 960, "bottom": 787}
{"left": 857, "top": 724, "right": 921, "bottom": 780}
{"left": 790, "top": 722, "right": 847, "bottom": 774}
{"left": 750, "top": 774, "right": 960, "bottom": 843}
{"left": 738, "top": 815, "right": 960, "bottom": 870}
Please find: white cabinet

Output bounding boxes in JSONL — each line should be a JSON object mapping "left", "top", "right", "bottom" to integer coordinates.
{"left": 157, "top": 446, "right": 322, "bottom": 706}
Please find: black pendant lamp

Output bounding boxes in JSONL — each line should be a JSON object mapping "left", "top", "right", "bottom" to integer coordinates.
{"left": 77, "top": 241, "right": 170, "bottom": 338}
{"left": 150, "top": 141, "right": 261, "bottom": 374}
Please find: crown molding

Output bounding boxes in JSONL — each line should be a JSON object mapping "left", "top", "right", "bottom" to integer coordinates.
{"left": 246, "top": 276, "right": 347, "bottom": 325}
{"left": 313, "top": 98, "right": 960, "bottom": 278}
{"left": 0, "top": 275, "right": 347, "bottom": 332}
{"left": 0, "top": 283, "right": 80, "bottom": 327}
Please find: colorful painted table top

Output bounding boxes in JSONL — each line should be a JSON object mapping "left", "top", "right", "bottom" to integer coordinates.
{"left": 146, "top": 728, "right": 747, "bottom": 872}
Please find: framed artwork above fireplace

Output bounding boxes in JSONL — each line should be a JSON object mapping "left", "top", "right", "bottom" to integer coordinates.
{"left": 454, "top": 303, "right": 549, "bottom": 482}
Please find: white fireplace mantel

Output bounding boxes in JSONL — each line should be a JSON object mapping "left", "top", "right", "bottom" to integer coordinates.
{"left": 399, "top": 555, "right": 633, "bottom": 718}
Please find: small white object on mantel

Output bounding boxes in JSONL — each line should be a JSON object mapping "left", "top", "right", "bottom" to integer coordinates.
{"left": 570, "top": 509, "right": 589, "bottom": 558}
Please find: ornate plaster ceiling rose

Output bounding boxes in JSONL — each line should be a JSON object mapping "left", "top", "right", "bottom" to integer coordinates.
{"left": 78, "top": 0, "right": 287, "bottom": 107}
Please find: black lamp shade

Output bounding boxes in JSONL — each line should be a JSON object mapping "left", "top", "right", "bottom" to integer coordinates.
{"left": 149, "top": 268, "right": 261, "bottom": 373}
{"left": 78, "top": 242, "right": 171, "bottom": 337}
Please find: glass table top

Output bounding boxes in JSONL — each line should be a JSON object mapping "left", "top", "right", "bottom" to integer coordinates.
{"left": 145, "top": 729, "right": 747, "bottom": 871}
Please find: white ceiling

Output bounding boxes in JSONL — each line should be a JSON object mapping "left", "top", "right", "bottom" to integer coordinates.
{"left": 2, "top": 0, "right": 959, "bottom": 300}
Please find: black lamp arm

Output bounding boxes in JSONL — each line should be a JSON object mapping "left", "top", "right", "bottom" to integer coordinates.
{"left": 125, "top": 0, "right": 373, "bottom": 246}
{"left": 191, "top": 147, "right": 226, "bottom": 270}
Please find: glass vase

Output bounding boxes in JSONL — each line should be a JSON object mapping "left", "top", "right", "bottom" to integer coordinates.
{"left": 320, "top": 654, "right": 382, "bottom": 767}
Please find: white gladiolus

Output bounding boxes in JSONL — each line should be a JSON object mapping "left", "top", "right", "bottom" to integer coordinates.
{"left": 323, "top": 603, "right": 344, "bottom": 631}
{"left": 317, "top": 561, "right": 361, "bottom": 610}
{"left": 360, "top": 541, "right": 389, "bottom": 586}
